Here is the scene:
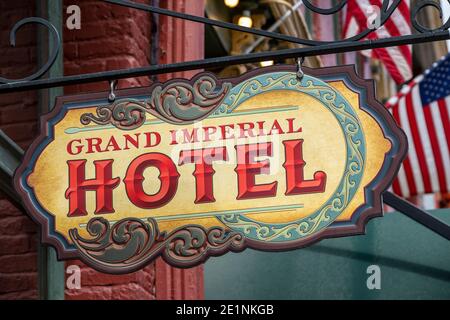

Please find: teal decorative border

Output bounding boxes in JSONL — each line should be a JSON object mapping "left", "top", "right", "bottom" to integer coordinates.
{"left": 216, "top": 72, "right": 366, "bottom": 242}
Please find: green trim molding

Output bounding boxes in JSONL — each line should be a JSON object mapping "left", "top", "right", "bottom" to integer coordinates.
{"left": 36, "top": 0, "right": 65, "bottom": 301}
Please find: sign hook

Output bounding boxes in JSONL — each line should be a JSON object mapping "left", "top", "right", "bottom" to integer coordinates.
{"left": 108, "top": 80, "right": 118, "bottom": 102}
{"left": 296, "top": 57, "right": 305, "bottom": 81}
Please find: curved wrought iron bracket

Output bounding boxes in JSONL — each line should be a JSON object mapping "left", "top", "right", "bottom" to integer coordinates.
{"left": 0, "top": 17, "right": 60, "bottom": 84}
{"left": 1, "top": 30, "right": 450, "bottom": 94}
{"left": 105, "top": 0, "right": 450, "bottom": 46}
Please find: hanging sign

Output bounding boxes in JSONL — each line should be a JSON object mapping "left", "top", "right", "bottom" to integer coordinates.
{"left": 14, "top": 66, "right": 407, "bottom": 273}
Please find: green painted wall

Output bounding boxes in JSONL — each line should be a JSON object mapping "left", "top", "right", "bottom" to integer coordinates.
{"left": 205, "top": 209, "right": 450, "bottom": 299}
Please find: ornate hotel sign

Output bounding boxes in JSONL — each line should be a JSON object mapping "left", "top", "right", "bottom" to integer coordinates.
{"left": 14, "top": 66, "right": 407, "bottom": 273}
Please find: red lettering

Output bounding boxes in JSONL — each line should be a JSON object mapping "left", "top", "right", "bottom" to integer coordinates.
{"left": 256, "top": 121, "right": 266, "bottom": 136}
{"left": 203, "top": 126, "right": 217, "bottom": 142}
{"left": 65, "top": 160, "right": 120, "bottom": 217}
{"left": 124, "top": 153, "right": 180, "bottom": 209}
{"left": 86, "top": 138, "right": 103, "bottom": 154}
{"left": 182, "top": 128, "right": 199, "bottom": 144}
{"left": 179, "top": 147, "right": 228, "bottom": 203}
{"left": 286, "top": 118, "right": 302, "bottom": 134}
{"left": 238, "top": 122, "right": 255, "bottom": 139}
{"left": 268, "top": 120, "right": 284, "bottom": 135}
{"left": 144, "top": 132, "right": 161, "bottom": 148}
{"left": 169, "top": 130, "right": 178, "bottom": 145}
{"left": 67, "top": 139, "right": 83, "bottom": 155}
{"left": 235, "top": 143, "right": 277, "bottom": 200}
{"left": 219, "top": 124, "right": 235, "bottom": 140}
{"left": 123, "top": 133, "right": 140, "bottom": 150}
{"left": 283, "top": 139, "right": 326, "bottom": 195}
{"left": 105, "top": 136, "right": 120, "bottom": 152}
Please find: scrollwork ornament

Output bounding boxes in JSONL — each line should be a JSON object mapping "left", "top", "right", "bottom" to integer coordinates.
{"left": 162, "top": 226, "right": 244, "bottom": 266}
{"left": 149, "top": 75, "right": 232, "bottom": 124}
{"left": 69, "top": 217, "right": 158, "bottom": 272}
{"left": 80, "top": 75, "right": 232, "bottom": 130}
{"left": 80, "top": 99, "right": 147, "bottom": 130}
{"left": 302, "top": 0, "right": 348, "bottom": 15}
{"left": 69, "top": 217, "right": 245, "bottom": 273}
{"left": 411, "top": 0, "right": 450, "bottom": 33}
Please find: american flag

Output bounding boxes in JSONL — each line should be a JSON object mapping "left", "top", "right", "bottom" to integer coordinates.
{"left": 343, "top": 0, "right": 412, "bottom": 84}
{"left": 386, "top": 54, "right": 450, "bottom": 197}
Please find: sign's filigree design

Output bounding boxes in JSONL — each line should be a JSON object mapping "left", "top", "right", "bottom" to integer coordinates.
{"left": 14, "top": 66, "right": 407, "bottom": 273}
{"left": 69, "top": 217, "right": 244, "bottom": 273}
{"left": 80, "top": 75, "right": 232, "bottom": 130}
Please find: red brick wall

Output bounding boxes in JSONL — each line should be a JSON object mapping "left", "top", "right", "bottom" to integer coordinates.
{"left": 0, "top": 0, "right": 39, "bottom": 299}
{"left": 0, "top": 0, "right": 204, "bottom": 300}
{"left": 63, "top": 0, "right": 153, "bottom": 94}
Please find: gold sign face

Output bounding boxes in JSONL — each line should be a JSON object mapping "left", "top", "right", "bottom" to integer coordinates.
{"left": 15, "top": 66, "right": 407, "bottom": 273}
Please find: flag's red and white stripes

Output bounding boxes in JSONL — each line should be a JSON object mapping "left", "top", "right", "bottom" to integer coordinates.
{"left": 386, "top": 77, "right": 450, "bottom": 197}
{"left": 343, "top": 0, "right": 412, "bottom": 84}
{"left": 313, "top": 0, "right": 337, "bottom": 67}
